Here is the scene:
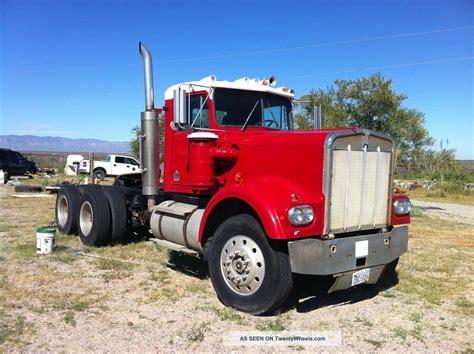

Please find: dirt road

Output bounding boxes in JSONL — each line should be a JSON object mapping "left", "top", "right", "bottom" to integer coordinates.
{"left": 411, "top": 199, "right": 474, "bottom": 225}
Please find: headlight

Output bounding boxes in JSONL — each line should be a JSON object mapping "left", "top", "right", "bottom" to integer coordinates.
{"left": 393, "top": 199, "right": 412, "bottom": 216}
{"left": 288, "top": 205, "right": 314, "bottom": 226}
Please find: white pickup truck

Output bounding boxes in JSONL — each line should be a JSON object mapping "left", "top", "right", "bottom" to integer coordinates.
{"left": 79, "top": 155, "right": 142, "bottom": 180}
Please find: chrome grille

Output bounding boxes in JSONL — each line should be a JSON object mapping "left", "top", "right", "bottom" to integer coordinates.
{"left": 325, "top": 131, "right": 393, "bottom": 234}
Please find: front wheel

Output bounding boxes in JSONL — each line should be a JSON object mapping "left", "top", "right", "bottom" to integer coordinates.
{"left": 207, "top": 214, "right": 293, "bottom": 315}
{"left": 383, "top": 258, "right": 399, "bottom": 277}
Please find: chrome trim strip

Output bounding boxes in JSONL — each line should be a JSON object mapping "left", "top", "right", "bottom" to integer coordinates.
{"left": 343, "top": 144, "right": 352, "bottom": 231}
{"left": 358, "top": 144, "right": 368, "bottom": 230}
{"left": 386, "top": 141, "right": 395, "bottom": 226}
{"left": 373, "top": 146, "right": 381, "bottom": 227}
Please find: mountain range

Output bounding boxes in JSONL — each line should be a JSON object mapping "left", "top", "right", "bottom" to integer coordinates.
{"left": 0, "top": 135, "right": 130, "bottom": 154}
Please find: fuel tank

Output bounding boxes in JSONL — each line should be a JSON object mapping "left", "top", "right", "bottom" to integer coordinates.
{"left": 149, "top": 200, "right": 204, "bottom": 252}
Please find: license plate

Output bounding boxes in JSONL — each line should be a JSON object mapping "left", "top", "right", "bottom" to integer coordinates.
{"left": 351, "top": 268, "right": 370, "bottom": 286}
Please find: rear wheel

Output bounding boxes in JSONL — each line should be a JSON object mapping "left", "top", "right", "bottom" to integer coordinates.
{"left": 208, "top": 214, "right": 293, "bottom": 315}
{"left": 103, "top": 188, "right": 127, "bottom": 244}
{"left": 78, "top": 188, "right": 110, "bottom": 246}
{"left": 77, "top": 184, "right": 99, "bottom": 195}
{"left": 55, "top": 185, "right": 80, "bottom": 235}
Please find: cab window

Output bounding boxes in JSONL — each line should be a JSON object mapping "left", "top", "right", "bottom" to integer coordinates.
{"left": 124, "top": 157, "right": 140, "bottom": 166}
{"left": 262, "top": 96, "right": 292, "bottom": 130}
{"left": 189, "top": 94, "right": 209, "bottom": 128}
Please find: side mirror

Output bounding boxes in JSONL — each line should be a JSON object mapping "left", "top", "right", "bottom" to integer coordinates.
{"left": 173, "top": 88, "right": 188, "bottom": 126}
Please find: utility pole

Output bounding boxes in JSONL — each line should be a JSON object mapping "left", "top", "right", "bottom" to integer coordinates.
{"left": 89, "top": 152, "right": 94, "bottom": 184}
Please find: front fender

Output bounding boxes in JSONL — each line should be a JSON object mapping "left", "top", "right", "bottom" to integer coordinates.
{"left": 199, "top": 177, "right": 325, "bottom": 242}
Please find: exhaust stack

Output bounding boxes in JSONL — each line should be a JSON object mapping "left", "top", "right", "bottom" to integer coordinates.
{"left": 139, "top": 42, "right": 159, "bottom": 209}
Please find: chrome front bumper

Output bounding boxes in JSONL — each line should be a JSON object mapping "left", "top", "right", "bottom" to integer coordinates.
{"left": 288, "top": 226, "right": 408, "bottom": 275}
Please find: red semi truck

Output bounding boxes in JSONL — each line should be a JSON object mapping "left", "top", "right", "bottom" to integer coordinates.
{"left": 55, "top": 42, "right": 411, "bottom": 315}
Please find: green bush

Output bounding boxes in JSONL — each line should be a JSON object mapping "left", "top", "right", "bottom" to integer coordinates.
{"left": 397, "top": 167, "right": 473, "bottom": 184}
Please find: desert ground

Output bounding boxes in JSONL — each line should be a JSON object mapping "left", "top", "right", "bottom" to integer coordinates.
{"left": 0, "top": 182, "right": 473, "bottom": 352}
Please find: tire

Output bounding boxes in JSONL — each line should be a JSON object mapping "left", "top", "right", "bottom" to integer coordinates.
{"left": 103, "top": 188, "right": 127, "bottom": 244}
{"left": 383, "top": 258, "right": 399, "bottom": 276}
{"left": 55, "top": 185, "right": 80, "bottom": 235}
{"left": 3, "top": 171, "right": 9, "bottom": 184}
{"left": 78, "top": 188, "right": 110, "bottom": 246}
{"left": 93, "top": 169, "right": 106, "bottom": 180}
{"left": 15, "top": 185, "right": 43, "bottom": 192}
{"left": 208, "top": 214, "right": 293, "bottom": 315}
{"left": 77, "top": 184, "right": 99, "bottom": 195}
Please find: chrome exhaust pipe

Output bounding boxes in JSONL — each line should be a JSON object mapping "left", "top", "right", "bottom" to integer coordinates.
{"left": 139, "top": 42, "right": 154, "bottom": 111}
{"left": 139, "top": 42, "right": 158, "bottom": 208}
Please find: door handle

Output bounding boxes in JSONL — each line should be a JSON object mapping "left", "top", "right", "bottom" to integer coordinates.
{"left": 113, "top": 164, "right": 117, "bottom": 166}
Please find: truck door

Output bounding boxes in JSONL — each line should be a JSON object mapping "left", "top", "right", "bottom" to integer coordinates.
{"left": 111, "top": 156, "right": 126, "bottom": 175}
{"left": 124, "top": 157, "right": 140, "bottom": 172}
{"left": 7, "top": 151, "right": 24, "bottom": 175}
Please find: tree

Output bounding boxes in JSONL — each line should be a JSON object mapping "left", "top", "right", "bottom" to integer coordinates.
{"left": 130, "top": 112, "right": 165, "bottom": 161}
{"left": 294, "top": 73, "right": 449, "bottom": 172}
{"left": 130, "top": 126, "right": 141, "bottom": 158}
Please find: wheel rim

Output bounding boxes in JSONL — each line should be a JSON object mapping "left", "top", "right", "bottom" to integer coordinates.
{"left": 79, "top": 201, "right": 93, "bottom": 237}
{"left": 220, "top": 235, "right": 265, "bottom": 296}
{"left": 57, "top": 195, "right": 69, "bottom": 227}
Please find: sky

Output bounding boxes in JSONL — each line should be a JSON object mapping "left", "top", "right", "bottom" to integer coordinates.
{"left": 0, "top": 0, "right": 473, "bottom": 158}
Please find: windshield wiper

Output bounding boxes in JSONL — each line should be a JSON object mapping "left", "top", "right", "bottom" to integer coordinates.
{"left": 263, "top": 99, "right": 279, "bottom": 129}
{"left": 190, "top": 94, "right": 210, "bottom": 128}
{"left": 241, "top": 99, "right": 260, "bottom": 132}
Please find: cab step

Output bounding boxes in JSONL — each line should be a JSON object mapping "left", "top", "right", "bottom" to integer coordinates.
{"left": 148, "top": 238, "right": 200, "bottom": 257}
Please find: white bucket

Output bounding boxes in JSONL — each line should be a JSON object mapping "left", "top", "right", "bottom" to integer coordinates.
{"left": 36, "top": 227, "right": 56, "bottom": 254}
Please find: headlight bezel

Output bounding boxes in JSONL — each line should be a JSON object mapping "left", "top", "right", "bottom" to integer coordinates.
{"left": 393, "top": 198, "right": 412, "bottom": 216}
{"left": 288, "top": 205, "right": 314, "bottom": 226}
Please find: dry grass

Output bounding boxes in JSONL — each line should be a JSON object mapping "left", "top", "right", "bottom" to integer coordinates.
{"left": 0, "top": 183, "right": 473, "bottom": 351}
{"left": 394, "top": 211, "right": 473, "bottom": 313}
{"left": 406, "top": 188, "right": 474, "bottom": 206}
{"left": 194, "top": 304, "right": 248, "bottom": 325}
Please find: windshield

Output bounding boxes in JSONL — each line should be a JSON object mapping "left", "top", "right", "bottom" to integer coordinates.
{"left": 13, "top": 151, "right": 25, "bottom": 160}
{"left": 214, "top": 88, "right": 293, "bottom": 130}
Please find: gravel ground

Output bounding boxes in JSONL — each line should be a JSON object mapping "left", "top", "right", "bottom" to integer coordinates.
{"left": 0, "top": 185, "right": 472, "bottom": 352}
{"left": 411, "top": 199, "right": 474, "bottom": 225}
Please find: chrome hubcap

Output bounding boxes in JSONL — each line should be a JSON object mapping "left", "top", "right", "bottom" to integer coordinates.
{"left": 57, "top": 195, "right": 68, "bottom": 227}
{"left": 79, "top": 201, "right": 93, "bottom": 237}
{"left": 220, "top": 235, "right": 265, "bottom": 295}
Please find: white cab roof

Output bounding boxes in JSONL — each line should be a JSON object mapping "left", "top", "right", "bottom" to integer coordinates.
{"left": 164, "top": 75, "right": 295, "bottom": 100}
